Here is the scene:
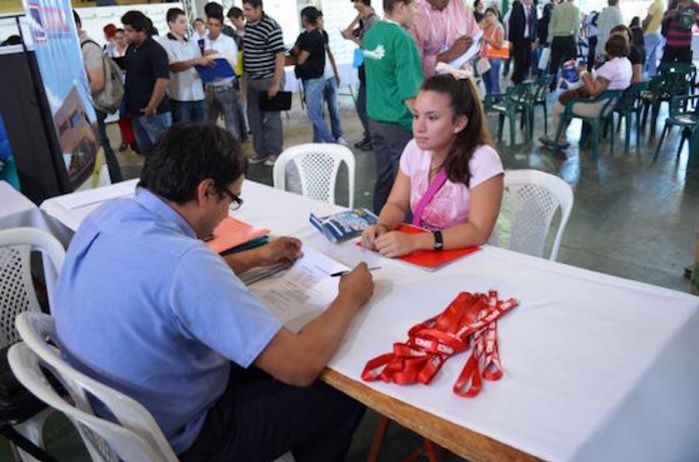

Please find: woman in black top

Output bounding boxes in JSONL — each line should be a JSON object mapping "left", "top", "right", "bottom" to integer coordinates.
{"left": 610, "top": 25, "right": 644, "bottom": 83}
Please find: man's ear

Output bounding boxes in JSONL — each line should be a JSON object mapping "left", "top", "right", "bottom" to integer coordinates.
{"left": 196, "top": 178, "right": 215, "bottom": 205}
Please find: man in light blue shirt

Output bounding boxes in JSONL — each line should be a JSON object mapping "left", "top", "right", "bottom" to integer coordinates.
{"left": 54, "top": 124, "right": 374, "bottom": 462}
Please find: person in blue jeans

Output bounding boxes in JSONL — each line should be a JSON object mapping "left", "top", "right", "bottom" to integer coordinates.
{"left": 481, "top": 7, "right": 505, "bottom": 97}
{"left": 293, "top": 7, "right": 335, "bottom": 143}
{"left": 121, "top": 10, "right": 172, "bottom": 155}
{"left": 319, "top": 11, "right": 347, "bottom": 145}
{"left": 162, "top": 8, "right": 213, "bottom": 125}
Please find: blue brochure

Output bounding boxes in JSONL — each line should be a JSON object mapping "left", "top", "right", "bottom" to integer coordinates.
{"left": 195, "top": 58, "right": 234, "bottom": 83}
{"left": 310, "top": 208, "right": 378, "bottom": 243}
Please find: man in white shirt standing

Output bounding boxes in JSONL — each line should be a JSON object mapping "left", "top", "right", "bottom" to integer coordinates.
{"left": 595, "top": 0, "right": 624, "bottom": 61}
{"left": 162, "top": 8, "right": 214, "bottom": 124}
{"left": 205, "top": 4, "right": 243, "bottom": 140}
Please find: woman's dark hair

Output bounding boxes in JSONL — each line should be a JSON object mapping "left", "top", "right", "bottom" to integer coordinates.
{"left": 419, "top": 75, "right": 493, "bottom": 186}
{"left": 485, "top": 6, "right": 499, "bottom": 17}
{"left": 630, "top": 25, "right": 645, "bottom": 49}
{"left": 629, "top": 16, "right": 641, "bottom": 28}
{"left": 610, "top": 24, "right": 632, "bottom": 41}
{"left": 605, "top": 33, "right": 630, "bottom": 57}
{"left": 139, "top": 124, "right": 248, "bottom": 204}
{"left": 473, "top": 0, "right": 482, "bottom": 8}
{"left": 121, "top": 11, "right": 150, "bottom": 33}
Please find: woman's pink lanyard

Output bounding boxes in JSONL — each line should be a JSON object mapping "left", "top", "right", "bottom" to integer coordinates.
{"left": 412, "top": 168, "right": 448, "bottom": 227}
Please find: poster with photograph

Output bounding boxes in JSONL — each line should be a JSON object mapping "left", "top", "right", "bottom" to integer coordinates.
{"left": 22, "top": 0, "right": 99, "bottom": 190}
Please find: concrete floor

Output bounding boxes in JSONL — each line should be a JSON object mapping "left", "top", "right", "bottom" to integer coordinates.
{"left": 3, "top": 81, "right": 698, "bottom": 461}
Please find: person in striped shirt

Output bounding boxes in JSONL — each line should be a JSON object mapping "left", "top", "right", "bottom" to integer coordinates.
{"left": 661, "top": 0, "right": 699, "bottom": 63}
{"left": 242, "top": 0, "right": 286, "bottom": 166}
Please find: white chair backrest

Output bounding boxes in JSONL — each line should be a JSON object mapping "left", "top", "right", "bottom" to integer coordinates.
{"left": 0, "top": 227, "right": 65, "bottom": 347}
{"left": 503, "top": 170, "right": 574, "bottom": 261}
{"left": 272, "top": 143, "right": 356, "bottom": 208}
{"left": 13, "top": 312, "right": 179, "bottom": 462}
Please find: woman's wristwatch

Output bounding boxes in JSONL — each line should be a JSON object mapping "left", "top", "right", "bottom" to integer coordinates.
{"left": 432, "top": 230, "right": 444, "bottom": 251}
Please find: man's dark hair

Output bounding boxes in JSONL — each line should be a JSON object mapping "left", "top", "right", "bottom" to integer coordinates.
{"left": 384, "top": 0, "right": 412, "bottom": 13}
{"left": 121, "top": 10, "right": 150, "bottom": 33}
{"left": 228, "top": 6, "right": 243, "bottom": 19}
{"left": 243, "top": 0, "right": 263, "bottom": 8}
{"left": 166, "top": 8, "right": 186, "bottom": 24}
{"left": 72, "top": 9, "right": 81, "bottom": 28}
{"left": 205, "top": 2, "right": 224, "bottom": 17}
{"left": 352, "top": 0, "right": 372, "bottom": 5}
{"left": 205, "top": 2, "right": 225, "bottom": 22}
{"left": 301, "top": 6, "right": 321, "bottom": 25}
{"left": 139, "top": 125, "right": 248, "bottom": 204}
{"left": 605, "top": 34, "right": 630, "bottom": 57}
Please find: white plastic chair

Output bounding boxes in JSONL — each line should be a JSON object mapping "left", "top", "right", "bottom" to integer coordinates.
{"left": 272, "top": 143, "right": 356, "bottom": 208}
{"left": 503, "top": 170, "right": 574, "bottom": 261}
{"left": 12, "top": 312, "right": 179, "bottom": 462}
{"left": 0, "top": 227, "right": 65, "bottom": 462}
{"left": 13, "top": 311, "right": 297, "bottom": 462}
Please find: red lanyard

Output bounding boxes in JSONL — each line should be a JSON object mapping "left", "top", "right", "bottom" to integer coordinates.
{"left": 362, "top": 291, "right": 519, "bottom": 397}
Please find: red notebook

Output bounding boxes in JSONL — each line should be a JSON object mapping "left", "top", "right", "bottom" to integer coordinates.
{"left": 359, "top": 224, "right": 480, "bottom": 270}
{"left": 206, "top": 217, "right": 270, "bottom": 254}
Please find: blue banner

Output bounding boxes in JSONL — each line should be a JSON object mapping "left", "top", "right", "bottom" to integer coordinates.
{"left": 22, "top": 0, "right": 99, "bottom": 189}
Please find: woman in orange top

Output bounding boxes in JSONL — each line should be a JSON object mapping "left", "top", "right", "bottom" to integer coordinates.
{"left": 480, "top": 7, "right": 506, "bottom": 96}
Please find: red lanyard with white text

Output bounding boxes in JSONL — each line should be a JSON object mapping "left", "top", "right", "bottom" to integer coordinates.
{"left": 362, "top": 290, "right": 519, "bottom": 397}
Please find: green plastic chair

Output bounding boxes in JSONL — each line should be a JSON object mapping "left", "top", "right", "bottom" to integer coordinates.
{"left": 526, "top": 75, "right": 555, "bottom": 139}
{"left": 652, "top": 94, "right": 699, "bottom": 163}
{"left": 553, "top": 89, "right": 622, "bottom": 161}
{"left": 608, "top": 81, "right": 649, "bottom": 154}
{"left": 641, "top": 64, "right": 695, "bottom": 137}
{"left": 484, "top": 82, "right": 532, "bottom": 147}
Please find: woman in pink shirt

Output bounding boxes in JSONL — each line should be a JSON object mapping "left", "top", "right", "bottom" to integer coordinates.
{"left": 362, "top": 75, "right": 504, "bottom": 258}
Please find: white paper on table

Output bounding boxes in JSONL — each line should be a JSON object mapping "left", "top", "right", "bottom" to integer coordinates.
{"left": 448, "top": 28, "right": 483, "bottom": 70}
{"left": 248, "top": 245, "right": 350, "bottom": 333}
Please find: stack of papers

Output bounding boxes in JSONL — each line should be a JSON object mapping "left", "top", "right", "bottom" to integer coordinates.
{"left": 247, "top": 246, "right": 349, "bottom": 332}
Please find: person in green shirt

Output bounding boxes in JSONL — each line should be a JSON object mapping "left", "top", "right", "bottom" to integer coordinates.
{"left": 362, "top": 0, "right": 423, "bottom": 213}
{"left": 547, "top": 0, "right": 580, "bottom": 90}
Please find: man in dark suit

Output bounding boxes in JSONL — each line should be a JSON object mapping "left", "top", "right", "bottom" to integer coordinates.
{"left": 509, "top": 0, "right": 538, "bottom": 84}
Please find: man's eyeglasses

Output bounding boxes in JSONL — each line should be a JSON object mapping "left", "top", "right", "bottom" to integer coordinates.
{"left": 221, "top": 188, "right": 244, "bottom": 210}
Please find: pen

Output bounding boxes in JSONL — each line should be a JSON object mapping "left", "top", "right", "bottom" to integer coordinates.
{"left": 330, "top": 266, "right": 382, "bottom": 277}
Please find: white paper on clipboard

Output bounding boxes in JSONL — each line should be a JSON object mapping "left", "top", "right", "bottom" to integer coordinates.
{"left": 447, "top": 28, "right": 484, "bottom": 70}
